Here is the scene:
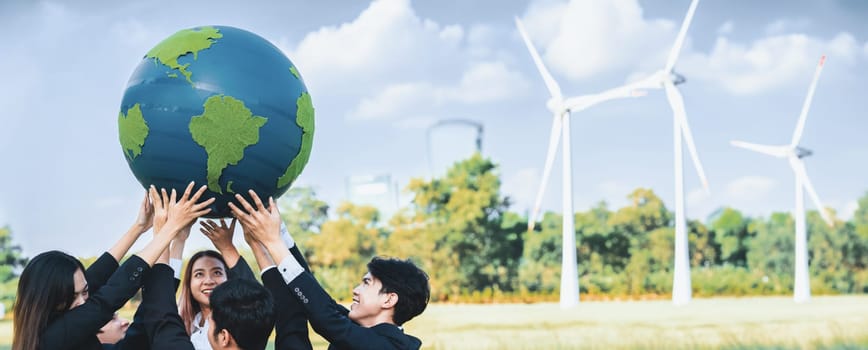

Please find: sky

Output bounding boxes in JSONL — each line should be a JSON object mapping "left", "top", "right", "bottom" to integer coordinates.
{"left": 1, "top": 0, "right": 867, "bottom": 257}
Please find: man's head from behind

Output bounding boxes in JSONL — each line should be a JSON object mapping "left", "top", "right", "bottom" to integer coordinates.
{"left": 207, "top": 279, "right": 275, "bottom": 350}
{"left": 349, "top": 257, "right": 430, "bottom": 327}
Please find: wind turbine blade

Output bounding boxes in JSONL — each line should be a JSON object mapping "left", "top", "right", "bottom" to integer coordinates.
{"left": 789, "top": 156, "right": 834, "bottom": 226}
{"left": 515, "top": 17, "right": 563, "bottom": 100}
{"left": 790, "top": 55, "right": 826, "bottom": 147}
{"left": 730, "top": 140, "right": 791, "bottom": 158}
{"left": 529, "top": 112, "right": 564, "bottom": 231}
{"left": 562, "top": 83, "right": 647, "bottom": 111}
{"left": 664, "top": 0, "right": 700, "bottom": 73}
{"left": 664, "top": 81, "right": 709, "bottom": 192}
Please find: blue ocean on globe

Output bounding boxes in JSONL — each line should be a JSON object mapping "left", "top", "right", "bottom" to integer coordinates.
{"left": 118, "top": 25, "right": 314, "bottom": 217}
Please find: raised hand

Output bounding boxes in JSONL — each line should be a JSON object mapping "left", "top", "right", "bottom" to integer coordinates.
{"left": 201, "top": 218, "right": 237, "bottom": 251}
{"left": 164, "top": 182, "right": 214, "bottom": 232}
{"left": 149, "top": 186, "right": 169, "bottom": 234}
{"left": 228, "top": 190, "right": 281, "bottom": 245}
{"left": 229, "top": 190, "right": 289, "bottom": 267}
{"left": 137, "top": 182, "right": 214, "bottom": 266}
{"left": 133, "top": 191, "right": 154, "bottom": 234}
{"left": 201, "top": 218, "right": 241, "bottom": 267}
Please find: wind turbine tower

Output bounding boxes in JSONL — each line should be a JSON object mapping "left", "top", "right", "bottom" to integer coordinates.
{"left": 731, "top": 55, "right": 833, "bottom": 303}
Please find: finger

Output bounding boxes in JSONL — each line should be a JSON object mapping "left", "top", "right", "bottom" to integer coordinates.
{"left": 249, "top": 190, "right": 266, "bottom": 211}
{"left": 193, "top": 208, "right": 212, "bottom": 218}
{"left": 190, "top": 184, "right": 208, "bottom": 203}
{"left": 230, "top": 217, "right": 237, "bottom": 230}
{"left": 161, "top": 188, "right": 169, "bottom": 208}
{"left": 170, "top": 188, "right": 178, "bottom": 204}
{"left": 182, "top": 181, "right": 195, "bottom": 201}
{"left": 227, "top": 202, "right": 247, "bottom": 217}
{"left": 200, "top": 227, "right": 211, "bottom": 236}
{"left": 191, "top": 197, "right": 216, "bottom": 212}
{"left": 234, "top": 194, "right": 256, "bottom": 214}
{"left": 227, "top": 203, "right": 253, "bottom": 227}
{"left": 148, "top": 186, "right": 159, "bottom": 207}
{"left": 219, "top": 218, "right": 227, "bottom": 229}
{"left": 268, "top": 197, "right": 280, "bottom": 216}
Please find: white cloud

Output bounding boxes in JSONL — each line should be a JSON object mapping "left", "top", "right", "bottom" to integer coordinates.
{"left": 717, "top": 20, "right": 734, "bottom": 35}
{"left": 521, "top": 0, "right": 677, "bottom": 79}
{"left": 681, "top": 32, "right": 860, "bottom": 95}
{"left": 725, "top": 175, "right": 777, "bottom": 202}
{"left": 349, "top": 61, "right": 527, "bottom": 121}
{"left": 841, "top": 200, "right": 859, "bottom": 220}
{"left": 503, "top": 167, "right": 541, "bottom": 212}
{"left": 597, "top": 180, "right": 632, "bottom": 199}
{"left": 285, "top": 0, "right": 466, "bottom": 94}
{"left": 764, "top": 18, "right": 811, "bottom": 35}
{"left": 687, "top": 188, "right": 710, "bottom": 208}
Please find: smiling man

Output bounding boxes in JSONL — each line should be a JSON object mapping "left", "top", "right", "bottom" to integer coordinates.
{"left": 229, "top": 191, "right": 431, "bottom": 350}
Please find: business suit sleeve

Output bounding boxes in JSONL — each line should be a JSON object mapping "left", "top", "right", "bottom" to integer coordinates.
{"left": 113, "top": 264, "right": 188, "bottom": 350}
{"left": 85, "top": 252, "right": 120, "bottom": 295}
{"left": 227, "top": 255, "right": 256, "bottom": 281}
{"left": 140, "top": 264, "right": 194, "bottom": 350}
{"left": 262, "top": 268, "right": 312, "bottom": 350}
{"left": 40, "top": 256, "right": 150, "bottom": 350}
{"left": 287, "top": 272, "right": 398, "bottom": 350}
{"left": 289, "top": 245, "right": 311, "bottom": 273}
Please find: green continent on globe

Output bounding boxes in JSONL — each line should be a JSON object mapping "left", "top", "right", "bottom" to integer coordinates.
{"left": 190, "top": 95, "right": 267, "bottom": 194}
{"left": 146, "top": 26, "right": 223, "bottom": 84}
{"left": 118, "top": 103, "right": 149, "bottom": 160}
{"left": 277, "top": 92, "right": 314, "bottom": 188}
{"left": 289, "top": 66, "right": 301, "bottom": 80}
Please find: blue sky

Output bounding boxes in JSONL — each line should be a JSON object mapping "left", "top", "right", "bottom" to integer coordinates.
{"left": 1, "top": 0, "right": 867, "bottom": 257}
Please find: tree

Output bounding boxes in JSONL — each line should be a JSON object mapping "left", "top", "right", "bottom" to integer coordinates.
{"left": 0, "top": 226, "right": 27, "bottom": 313}
{"left": 305, "top": 202, "right": 384, "bottom": 296}
{"left": 405, "top": 153, "right": 521, "bottom": 295}
{"left": 710, "top": 208, "right": 752, "bottom": 266}
{"left": 278, "top": 186, "right": 329, "bottom": 248}
{"left": 0, "top": 226, "right": 27, "bottom": 284}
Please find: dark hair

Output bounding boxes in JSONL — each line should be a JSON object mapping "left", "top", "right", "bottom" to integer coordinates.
{"left": 178, "top": 250, "right": 228, "bottom": 335}
{"left": 13, "top": 251, "right": 86, "bottom": 350}
{"left": 210, "top": 279, "right": 275, "bottom": 350}
{"left": 367, "top": 257, "right": 430, "bottom": 326}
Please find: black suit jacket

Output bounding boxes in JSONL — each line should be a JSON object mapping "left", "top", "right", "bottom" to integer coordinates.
{"left": 261, "top": 245, "right": 314, "bottom": 350}
{"left": 279, "top": 247, "right": 421, "bottom": 350}
{"left": 39, "top": 255, "right": 150, "bottom": 350}
{"left": 140, "top": 263, "right": 195, "bottom": 350}
{"left": 109, "top": 255, "right": 255, "bottom": 350}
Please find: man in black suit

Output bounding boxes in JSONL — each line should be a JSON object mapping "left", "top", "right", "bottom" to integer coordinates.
{"left": 229, "top": 191, "right": 431, "bottom": 350}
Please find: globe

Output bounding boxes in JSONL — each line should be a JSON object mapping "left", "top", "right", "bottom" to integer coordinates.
{"left": 118, "top": 26, "right": 314, "bottom": 217}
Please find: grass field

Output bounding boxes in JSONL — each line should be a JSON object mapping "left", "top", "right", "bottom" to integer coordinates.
{"left": 1, "top": 296, "right": 866, "bottom": 349}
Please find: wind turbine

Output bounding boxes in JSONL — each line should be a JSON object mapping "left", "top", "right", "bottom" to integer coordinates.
{"left": 608, "top": 0, "right": 709, "bottom": 305}
{"left": 731, "top": 55, "right": 833, "bottom": 303}
{"left": 515, "top": 17, "right": 646, "bottom": 307}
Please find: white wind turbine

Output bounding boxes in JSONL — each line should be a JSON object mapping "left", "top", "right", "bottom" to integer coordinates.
{"left": 516, "top": 17, "right": 646, "bottom": 308}
{"left": 731, "top": 55, "right": 833, "bottom": 303}
{"left": 609, "top": 0, "right": 709, "bottom": 305}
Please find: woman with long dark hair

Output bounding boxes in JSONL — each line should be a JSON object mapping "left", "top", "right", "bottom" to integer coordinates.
{"left": 178, "top": 218, "right": 255, "bottom": 350}
{"left": 12, "top": 183, "right": 213, "bottom": 350}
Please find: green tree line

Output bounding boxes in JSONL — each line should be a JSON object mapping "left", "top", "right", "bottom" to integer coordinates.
{"left": 1, "top": 154, "right": 866, "bottom": 306}
{"left": 280, "top": 154, "right": 867, "bottom": 302}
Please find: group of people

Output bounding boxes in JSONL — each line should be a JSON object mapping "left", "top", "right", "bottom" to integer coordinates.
{"left": 12, "top": 182, "right": 431, "bottom": 350}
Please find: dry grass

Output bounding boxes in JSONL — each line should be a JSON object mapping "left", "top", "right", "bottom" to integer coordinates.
{"left": 1, "top": 296, "right": 866, "bottom": 350}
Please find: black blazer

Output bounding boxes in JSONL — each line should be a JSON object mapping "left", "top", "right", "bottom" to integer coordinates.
{"left": 109, "top": 255, "right": 256, "bottom": 350}
{"left": 140, "top": 264, "right": 195, "bottom": 350}
{"left": 278, "top": 247, "right": 421, "bottom": 350}
{"left": 261, "top": 245, "right": 314, "bottom": 350}
{"left": 39, "top": 255, "right": 150, "bottom": 350}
